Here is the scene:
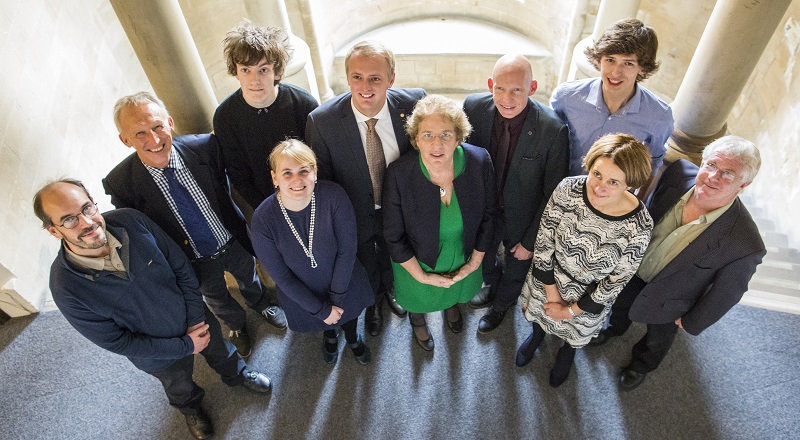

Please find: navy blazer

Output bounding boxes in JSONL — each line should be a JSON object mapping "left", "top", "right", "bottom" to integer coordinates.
{"left": 382, "top": 144, "right": 496, "bottom": 269}
{"left": 463, "top": 93, "right": 569, "bottom": 250}
{"left": 305, "top": 88, "right": 426, "bottom": 244}
{"left": 102, "top": 134, "right": 253, "bottom": 259}
{"left": 628, "top": 159, "right": 766, "bottom": 335}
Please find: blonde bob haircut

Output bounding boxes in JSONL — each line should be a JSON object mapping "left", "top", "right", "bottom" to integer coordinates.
{"left": 268, "top": 139, "right": 318, "bottom": 173}
{"left": 405, "top": 94, "right": 472, "bottom": 150}
{"left": 582, "top": 133, "right": 652, "bottom": 189}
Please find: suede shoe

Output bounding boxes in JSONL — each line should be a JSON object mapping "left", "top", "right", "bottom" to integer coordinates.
{"left": 365, "top": 304, "right": 384, "bottom": 336}
{"left": 228, "top": 327, "right": 251, "bottom": 358}
{"left": 515, "top": 328, "right": 545, "bottom": 367}
{"left": 261, "top": 306, "right": 287, "bottom": 330}
{"left": 468, "top": 284, "right": 494, "bottom": 309}
{"left": 619, "top": 368, "right": 647, "bottom": 391}
{"left": 185, "top": 408, "right": 214, "bottom": 439}
{"left": 241, "top": 369, "right": 272, "bottom": 394}
{"left": 385, "top": 288, "right": 407, "bottom": 317}
{"left": 477, "top": 308, "right": 505, "bottom": 334}
{"left": 444, "top": 307, "right": 464, "bottom": 334}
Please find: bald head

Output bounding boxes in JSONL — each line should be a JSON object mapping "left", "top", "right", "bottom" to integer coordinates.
{"left": 488, "top": 54, "right": 537, "bottom": 119}
{"left": 492, "top": 54, "right": 533, "bottom": 83}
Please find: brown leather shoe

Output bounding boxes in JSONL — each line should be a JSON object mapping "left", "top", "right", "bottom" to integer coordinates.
{"left": 185, "top": 408, "right": 214, "bottom": 439}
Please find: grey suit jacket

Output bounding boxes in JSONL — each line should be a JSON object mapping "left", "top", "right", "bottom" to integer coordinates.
{"left": 103, "top": 134, "right": 253, "bottom": 259}
{"left": 305, "top": 88, "right": 426, "bottom": 244}
{"left": 463, "top": 94, "right": 569, "bottom": 250}
{"left": 628, "top": 159, "right": 766, "bottom": 335}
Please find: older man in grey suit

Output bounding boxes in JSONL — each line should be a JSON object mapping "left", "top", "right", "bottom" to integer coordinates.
{"left": 590, "top": 135, "right": 766, "bottom": 390}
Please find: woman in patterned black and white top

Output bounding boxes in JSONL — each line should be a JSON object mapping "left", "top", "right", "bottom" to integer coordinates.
{"left": 517, "top": 133, "right": 654, "bottom": 387}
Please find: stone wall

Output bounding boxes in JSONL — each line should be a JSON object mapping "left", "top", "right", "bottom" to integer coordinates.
{"left": 728, "top": 3, "right": 800, "bottom": 248}
{"left": 0, "top": 0, "right": 150, "bottom": 313}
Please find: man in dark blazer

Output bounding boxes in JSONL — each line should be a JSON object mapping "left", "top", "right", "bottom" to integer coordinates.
{"left": 463, "top": 54, "right": 569, "bottom": 333}
{"left": 590, "top": 135, "right": 766, "bottom": 390}
{"left": 306, "top": 41, "right": 426, "bottom": 336}
{"left": 103, "top": 92, "right": 286, "bottom": 359}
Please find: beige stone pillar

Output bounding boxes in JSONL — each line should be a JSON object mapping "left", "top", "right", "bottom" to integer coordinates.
{"left": 558, "top": 0, "right": 591, "bottom": 84}
{"left": 243, "top": 0, "right": 321, "bottom": 101}
{"left": 667, "top": 0, "right": 792, "bottom": 164}
{"left": 110, "top": 0, "right": 217, "bottom": 134}
{"left": 297, "top": 0, "right": 334, "bottom": 102}
{"left": 567, "top": 0, "right": 642, "bottom": 81}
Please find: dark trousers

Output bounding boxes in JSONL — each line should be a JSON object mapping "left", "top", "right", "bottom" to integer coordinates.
{"left": 357, "top": 208, "right": 392, "bottom": 303}
{"left": 481, "top": 214, "right": 534, "bottom": 313}
{"left": 192, "top": 239, "right": 271, "bottom": 330}
{"left": 147, "top": 305, "right": 246, "bottom": 415}
{"left": 609, "top": 275, "right": 680, "bottom": 373}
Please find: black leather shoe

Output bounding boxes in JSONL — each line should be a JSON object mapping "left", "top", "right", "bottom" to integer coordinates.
{"left": 365, "top": 304, "right": 383, "bottom": 336}
{"left": 385, "top": 288, "right": 407, "bottom": 317}
{"left": 468, "top": 284, "right": 494, "bottom": 309}
{"left": 477, "top": 308, "right": 505, "bottom": 334}
{"left": 261, "top": 306, "right": 287, "bottom": 330}
{"left": 185, "top": 408, "right": 214, "bottom": 440}
{"left": 444, "top": 307, "right": 464, "bottom": 333}
{"left": 322, "top": 332, "right": 339, "bottom": 364}
{"left": 619, "top": 368, "right": 647, "bottom": 391}
{"left": 588, "top": 328, "right": 618, "bottom": 347}
{"left": 228, "top": 327, "right": 251, "bottom": 358}
{"left": 241, "top": 369, "right": 272, "bottom": 394}
{"left": 349, "top": 336, "right": 371, "bottom": 365}
{"left": 410, "top": 321, "right": 435, "bottom": 351}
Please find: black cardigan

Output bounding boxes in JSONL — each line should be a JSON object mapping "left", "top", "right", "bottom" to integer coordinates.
{"left": 382, "top": 143, "right": 497, "bottom": 268}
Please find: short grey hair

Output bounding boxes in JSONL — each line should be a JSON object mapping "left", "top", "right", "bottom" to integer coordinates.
{"left": 702, "top": 135, "right": 761, "bottom": 183}
{"left": 113, "top": 91, "right": 169, "bottom": 132}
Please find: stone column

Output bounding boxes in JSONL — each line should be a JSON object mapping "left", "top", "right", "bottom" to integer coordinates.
{"left": 110, "top": 0, "right": 217, "bottom": 134}
{"left": 567, "top": 0, "right": 642, "bottom": 81}
{"left": 243, "top": 0, "right": 321, "bottom": 101}
{"left": 297, "top": 0, "right": 335, "bottom": 102}
{"left": 667, "top": 0, "right": 792, "bottom": 163}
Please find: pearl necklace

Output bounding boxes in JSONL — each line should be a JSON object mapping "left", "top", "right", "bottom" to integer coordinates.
{"left": 277, "top": 192, "right": 317, "bottom": 268}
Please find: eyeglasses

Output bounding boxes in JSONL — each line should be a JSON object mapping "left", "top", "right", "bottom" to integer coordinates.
{"left": 418, "top": 131, "right": 455, "bottom": 143}
{"left": 701, "top": 161, "right": 738, "bottom": 182}
{"left": 56, "top": 203, "right": 99, "bottom": 229}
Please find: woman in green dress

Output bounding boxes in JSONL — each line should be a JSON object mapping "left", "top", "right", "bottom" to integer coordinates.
{"left": 383, "top": 95, "right": 496, "bottom": 351}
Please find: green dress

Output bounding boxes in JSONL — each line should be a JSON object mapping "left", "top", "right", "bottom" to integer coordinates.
{"left": 392, "top": 146, "right": 483, "bottom": 313}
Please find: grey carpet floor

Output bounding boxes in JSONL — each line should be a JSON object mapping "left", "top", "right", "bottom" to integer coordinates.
{"left": 1, "top": 304, "right": 798, "bottom": 440}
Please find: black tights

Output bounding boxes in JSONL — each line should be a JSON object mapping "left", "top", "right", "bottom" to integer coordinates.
{"left": 323, "top": 317, "right": 360, "bottom": 344}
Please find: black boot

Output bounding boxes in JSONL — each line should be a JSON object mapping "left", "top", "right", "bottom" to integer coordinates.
{"left": 549, "top": 342, "right": 576, "bottom": 388}
{"left": 515, "top": 322, "right": 545, "bottom": 367}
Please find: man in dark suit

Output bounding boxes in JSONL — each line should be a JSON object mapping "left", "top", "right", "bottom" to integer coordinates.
{"left": 463, "top": 54, "right": 569, "bottom": 333}
{"left": 104, "top": 92, "right": 286, "bottom": 359}
{"left": 305, "top": 41, "right": 426, "bottom": 336}
{"left": 590, "top": 135, "right": 766, "bottom": 390}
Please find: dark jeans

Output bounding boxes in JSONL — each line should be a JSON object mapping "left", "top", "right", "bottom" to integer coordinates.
{"left": 192, "top": 239, "right": 271, "bottom": 330}
{"left": 147, "top": 305, "right": 246, "bottom": 415}
{"left": 357, "top": 208, "right": 392, "bottom": 303}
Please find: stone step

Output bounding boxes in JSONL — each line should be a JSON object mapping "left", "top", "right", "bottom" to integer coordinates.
{"left": 749, "top": 277, "right": 800, "bottom": 297}
{"left": 761, "top": 231, "right": 789, "bottom": 248}
{"left": 755, "top": 260, "right": 800, "bottom": 281}
{"left": 753, "top": 217, "right": 775, "bottom": 231}
{"left": 764, "top": 246, "right": 800, "bottom": 264}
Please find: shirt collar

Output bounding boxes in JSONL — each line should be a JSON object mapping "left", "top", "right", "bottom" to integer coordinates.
{"left": 63, "top": 230, "right": 122, "bottom": 271}
{"left": 142, "top": 148, "right": 183, "bottom": 174}
{"left": 587, "top": 78, "right": 643, "bottom": 115}
{"left": 351, "top": 97, "right": 390, "bottom": 123}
